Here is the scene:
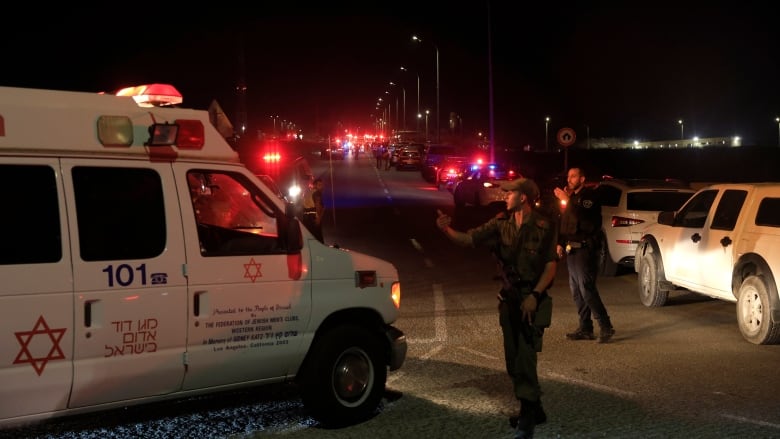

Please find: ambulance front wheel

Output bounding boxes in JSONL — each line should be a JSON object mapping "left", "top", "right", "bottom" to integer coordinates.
{"left": 301, "top": 325, "right": 387, "bottom": 427}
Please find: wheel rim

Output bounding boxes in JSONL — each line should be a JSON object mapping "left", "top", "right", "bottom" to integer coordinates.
{"left": 739, "top": 287, "right": 763, "bottom": 336}
{"left": 332, "top": 347, "right": 373, "bottom": 406}
{"left": 639, "top": 261, "right": 652, "bottom": 301}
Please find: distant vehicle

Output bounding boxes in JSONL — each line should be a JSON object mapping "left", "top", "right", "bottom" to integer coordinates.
{"left": 321, "top": 145, "right": 346, "bottom": 160}
{"left": 595, "top": 178, "right": 695, "bottom": 276}
{"left": 395, "top": 148, "right": 422, "bottom": 170}
{"left": 436, "top": 157, "right": 471, "bottom": 191}
{"left": 420, "top": 144, "right": 469, "bottom": 183}
{"left": 452, "top": 162, "right": 520, "bottom": 208}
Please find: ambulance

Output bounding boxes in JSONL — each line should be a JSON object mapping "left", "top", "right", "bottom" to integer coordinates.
{"left": 0, "top": 84, "right": 406, "bottom": 429}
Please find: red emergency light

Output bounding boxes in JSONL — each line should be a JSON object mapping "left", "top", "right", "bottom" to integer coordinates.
{"left": 115, "top": 84, "right": 183, "bottom": 107}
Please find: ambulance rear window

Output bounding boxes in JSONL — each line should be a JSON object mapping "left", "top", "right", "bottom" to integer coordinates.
{"left": 0, "top": 164, "right": 62, "bottom": 265}
{"left": 72, "top": 167, "right": 166, "bottom": 261}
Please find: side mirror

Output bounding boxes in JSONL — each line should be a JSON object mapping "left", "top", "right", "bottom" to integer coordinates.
{"left": 657, "top": 211, "right": 675, "bottom": 226}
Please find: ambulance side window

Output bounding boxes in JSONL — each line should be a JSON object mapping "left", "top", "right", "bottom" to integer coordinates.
{"left": 0, "top": 164, "right": 61, "bottom": 265}
{"left": 73, "top": 167, "right": 166, "bottom": 261}
{"left": 188, "top": 170, "right": 283, "bottom": 256}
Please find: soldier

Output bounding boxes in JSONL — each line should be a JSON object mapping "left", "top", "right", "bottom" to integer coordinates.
{"left": 436, "top": 178, "right": 558, "bottom": 439}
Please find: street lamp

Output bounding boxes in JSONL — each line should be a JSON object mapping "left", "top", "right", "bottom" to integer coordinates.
{"left": 775, "top": 117, "right": 779, "bottom": 147}
{"left": 423, "top": 110, "right": 430, "bottom": 141}
{"left": 269, "top": 115, "right": 279, "bottom": 133}
{"left": 412, "top": 35, "right": 440, "bottom": 143}
{"left": 544, "top": 116, "right": 550, "bottom": 152}
{"left": 400, "top": 66, "right": 419, "bottom": 132}
{"left": 678, "top": 119, "right": 684, "bottom": 141}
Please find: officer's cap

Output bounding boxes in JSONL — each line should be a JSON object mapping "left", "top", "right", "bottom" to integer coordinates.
{"left": 500, "top": 178, "right": 540, "bottom": 201}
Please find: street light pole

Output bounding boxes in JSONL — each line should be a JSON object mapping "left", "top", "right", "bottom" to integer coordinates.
{"left": 776, "top": 117, "right": 779, "bottom": 147}
{"left": 425, "top": 109, "right": 430, "bottom": 141}
{"left": 400, "top": 66, "right": 416, "bottom": 131}
{"left": 678, "top": 119, "right": 684, "bottom": 141}
{"left": 412, "top": 35, "right": 440, "bottom": 143}
{"left": 545, "top": 116, "right": 550, "bottom": 152}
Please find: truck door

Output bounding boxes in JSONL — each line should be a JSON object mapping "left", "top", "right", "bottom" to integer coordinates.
{"left": 662, "top": 189, "right": 718, "bottom": 289}
{"left": 695, "top": 189, "right": 746, "bottom": 297}
{"left": 0, "top": 159, "right": 74, "bottom": 420}
{"left": 173, "top": 164, "right": 311, "bottom": 390}
{"left": 62, "top": 160, "right": 188, "bottom": 408}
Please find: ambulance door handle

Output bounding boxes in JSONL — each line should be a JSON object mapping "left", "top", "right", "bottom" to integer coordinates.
{"left": 194, "top": 292, "right": 202, "bottom": 317}
{"left": 84, "top": 300, "right": 96, "bottom": 328}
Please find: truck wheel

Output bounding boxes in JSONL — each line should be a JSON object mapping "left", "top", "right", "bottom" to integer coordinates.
{"left": 597, "top": 232, "right": 619, "bottom": 277}
{"left": 300, "top": 325, "right": 387, "bottom": 427}
{"left": 737, "top": 275, "right": 780, "bottom": 345}
{"left": 637, "top": 249, "right": 668, "bottom": 307}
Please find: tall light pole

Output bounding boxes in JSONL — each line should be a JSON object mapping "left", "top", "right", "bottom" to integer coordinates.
{"left": 424, "top": 110, "right": 430, "bottom": 141}
{"left": 412, "top": 35, "right": 440, "bottom": 143}
{"left": 545, "top": 116, "right": 550, "bottom": 152}
{"left": 400, "top": 66, "right": 418, "bottom": 131}
{"left": 678, "top": 119, "right": 684, "bottom": 141}
{"left": 776, "top": 117, "right": 779, "bottom": 147}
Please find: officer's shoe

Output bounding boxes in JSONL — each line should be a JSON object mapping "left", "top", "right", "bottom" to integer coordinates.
{"left": 565, "top": 329, "right": 596, "bottom": 340}
{"left": 509, "top": 400, "right": 546, "bottom": 428}
{"left": 513, "top": 399, "right": 538, "bottom": 439}
{"left": 598, "top": 327, "right": 616, "bottom": 344}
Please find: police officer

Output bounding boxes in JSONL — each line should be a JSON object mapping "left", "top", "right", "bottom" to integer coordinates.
{"left": 554, "top": 166, "right": 615, "bottom": 343}
{"left": 436, "top": 178, "right": 557, "bottom": 439}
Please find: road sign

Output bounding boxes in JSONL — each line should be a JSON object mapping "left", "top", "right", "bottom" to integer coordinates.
{"left": 557, "top": 128, "right": 576, "bottom": 147}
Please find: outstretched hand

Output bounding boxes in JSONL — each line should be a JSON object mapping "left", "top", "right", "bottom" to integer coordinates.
{"left": 553, "top": 187, "right": 569, "bottom": 202}
{"left": 436, "top": 209, "right": 451, "bottom": 231}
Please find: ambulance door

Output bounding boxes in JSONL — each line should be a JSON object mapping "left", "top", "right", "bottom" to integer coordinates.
{"left": 0, "top": 159, "right": 74, "bottom": 420}
{"left": 61, "top": 160, "right": 188, "bottom": 408}
{"left": 173, "top": 164, "right": 311, "bottom": 390}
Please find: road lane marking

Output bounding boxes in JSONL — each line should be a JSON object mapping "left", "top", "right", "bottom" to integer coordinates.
{"left": 545, "top": 371, "right": 637, "bottom": 398}
{"left": 407, "top": 283, "right": 447, "bottom": 345}
{"left": 457, "top": 346, "right": 499, "bottom": 360}
{"left": 721, "top": 414, "right": 780, "bottom": 430}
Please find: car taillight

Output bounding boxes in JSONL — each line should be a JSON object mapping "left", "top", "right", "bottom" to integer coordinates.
{"left": 611, "top": 216, "right": 645, "bottom": 227}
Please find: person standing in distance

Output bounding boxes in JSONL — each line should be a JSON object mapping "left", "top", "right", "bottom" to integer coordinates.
{"left": 436, "top": 178, "right": 558, "bottom": 439}
{"left": 554, "top": 167, "right": 615, "bottom": 343}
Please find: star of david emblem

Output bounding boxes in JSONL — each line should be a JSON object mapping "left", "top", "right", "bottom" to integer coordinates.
{"left": 13, "top": 315, "right": 67, "bottom": 376}
{"left": 244, "top": 257, "right": 263, "bottom": 282}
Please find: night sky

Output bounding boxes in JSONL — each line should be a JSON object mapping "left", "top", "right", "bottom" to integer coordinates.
{"left": 2, "top": 2, "right": 778, "bottom": 147}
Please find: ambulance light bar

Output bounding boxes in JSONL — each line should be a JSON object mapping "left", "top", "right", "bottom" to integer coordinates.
{"left": 96, "top": 117, "right": 204, "bottom": 149}
{"left": 115, "top": 83, "right": 183, "bottom": 107}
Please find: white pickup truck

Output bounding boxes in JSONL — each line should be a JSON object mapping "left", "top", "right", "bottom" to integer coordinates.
{"left": 634, "top": 183, "right": 780, "bottom": 344}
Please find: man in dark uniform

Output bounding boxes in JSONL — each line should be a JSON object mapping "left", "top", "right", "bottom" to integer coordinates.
{"left": 436, "top": 178, "right": 558, "bottom": 439}
{"left": 554, "top": 166, "right": 615, "bottom": 343}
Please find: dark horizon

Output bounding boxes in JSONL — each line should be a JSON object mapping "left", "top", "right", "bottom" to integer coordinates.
{"left": 2, "top": 3, "right": 778, "bottom": 147}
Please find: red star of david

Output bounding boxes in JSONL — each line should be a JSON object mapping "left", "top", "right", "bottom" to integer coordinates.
{"left": 14, "top": 315, "right": 67, "bottom": 376}
{"left": 244, "top": 257, "right": 263, "bottom": 282}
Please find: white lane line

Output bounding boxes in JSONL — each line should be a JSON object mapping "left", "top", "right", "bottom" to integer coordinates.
{"left": 457, "top": 346, "right": 499, "bottom": 360}
{"left": 407, "top": 283, "right": 447, "bottom": 345}
{"left": 545, "top": 372, "right": 637, "bottom": 398}
{"left": 720, "top": 414, "right": 780, "bottom": 430}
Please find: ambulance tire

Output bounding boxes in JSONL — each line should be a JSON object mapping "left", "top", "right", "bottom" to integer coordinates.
{"left": 301, "top": 325, "right": 387, "bottom": 427}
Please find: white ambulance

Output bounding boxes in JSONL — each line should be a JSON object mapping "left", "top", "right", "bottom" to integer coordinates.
{"left": 0, "top": 84, "right": 406, "bottom": 429}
